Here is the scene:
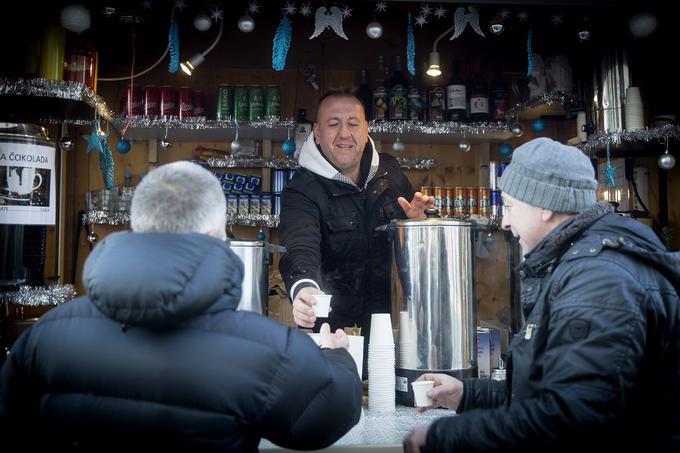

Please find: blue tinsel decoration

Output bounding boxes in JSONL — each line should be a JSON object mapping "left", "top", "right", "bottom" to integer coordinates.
{"left": 407, "top": 13, "right": 416, "bottom": 76}
{"left": 526, "top": 27, "right": 533, "bottom": 77}
{"left": 100, "top": 138, "right": 115, "bottom": 190}
{"left": 168, "top": 17, "right": 180, "bottom": 73}
{"left": 272, "top": 15, "right": 292, "bottom": 71}
{"left": 604, "top": 142, "right": 616, "bottom": 187}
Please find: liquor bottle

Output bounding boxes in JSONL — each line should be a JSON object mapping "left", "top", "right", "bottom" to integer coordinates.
{"left": 489, "top": 64, "right": 508, "bottom": 121}
{"left": 389, "top": 55, "right": 408, "bottom": 121}
{"left": 428, "top": 84, "right": 446, "bottom": 122}
{"left": 356, "top": 69, "right": 373, "bottom": 120}
{"left": 407, "top": 75, "right": 424, "bottom": 121}
{"left": 446, "top": 61, "right": 467, "bottom": 122}
{"left": 294, "top": 108, "right": 312, "bottom": 160}
{"left": 468, "top": 60, "right": 490, "bottom": 122}
{"left": 372, "top": 56, "right": 389, "bottom": 121}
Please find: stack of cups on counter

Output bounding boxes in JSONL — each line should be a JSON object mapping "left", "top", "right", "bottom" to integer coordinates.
{"left": 624, "top": 86, "right": 645, "bottom": 131}
{"left": 398, "top": 311, "right": 414, "bottom": 369}
{"left": 368, "top": 313, "right": 396, "bottom": 412}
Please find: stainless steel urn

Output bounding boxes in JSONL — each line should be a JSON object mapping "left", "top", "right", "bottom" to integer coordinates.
{"left": 381, "top": 217, "right": 477, "bottom": 405}
{"left": 229, "top": 240, "right": 269, "bottom": 315}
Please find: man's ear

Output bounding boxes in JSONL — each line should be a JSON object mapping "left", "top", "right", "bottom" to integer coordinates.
{"left": 541, "top": 209, "right": 555, "bottom": 222}
{"left": 313, "top": 123, "right": 320, "bottom": 144}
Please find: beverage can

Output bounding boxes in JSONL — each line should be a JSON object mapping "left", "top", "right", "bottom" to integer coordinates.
{"left": 160, "top": 85, "right": 176, "bottom": 116}
{"left": 120, "top": 85, "right": 143, "bottom": 116}
{"left": 445, "top": 187, "right": 455, "bottom": 216}
{"left": 178, "top": 86, "right": 194, "bottom": 120}
{"left": 143, "top": 85, "right": 159, "bottom": 117}
{"left": 478, "top": 187, "right": 491, "bottom": 218}
{"left": 216, "top": 85, "right": 233, "bottom": 121}
{"left": 249, "top": 194, "right": 261, "bottom": 214}
{"left": 274, "top": 193, "right": 282, "bottom": 216}
{"left": 420, "top": 186, "right": 433, "bottom": 196}
{"left": 265, "top": 85, "right": 281, "bottom": 118}
{"left": 453, "top": 187, "right": 467, "bottom": 216}
{"left": 491, "top": 190, "right": 501, "bottom": 219}
{"left": 260, "top": 192, "right": 272, "bottom": 215}
{"left": 489, "top": 161, "right": 499, "bottom": 190}
{"left": 233, "top": 85, "right": 249, "bottom": 121}
{"left": 248, "top": 85, "right": 264, "bottom": 121}
{"left": 433, "top": 186, "right": 444, "bottom": 212}
{"left": 192, "top": 90, "right": 205, "bottom": 117}
{"left": 467, "top": 187, "right": 478, "bottom": 215}
{"left": 272, "top": 169, "right": 287, "bottom": 193}
{"left": 227, "top": 194, "right": 238, "bottom": 216}
{"left": 238, "top": 194, "right": 250, "bottom": 214}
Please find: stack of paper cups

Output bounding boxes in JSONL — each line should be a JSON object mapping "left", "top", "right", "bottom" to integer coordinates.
{"left": 368, "top": 313, "right": 396, "bottom": 412}
{"left": 624, "top": 86, "right": 644, "bottom": 131}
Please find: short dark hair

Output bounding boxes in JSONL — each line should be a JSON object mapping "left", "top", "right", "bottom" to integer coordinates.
{"left": 316, "top": 88, "right": 365, "bottom": 120}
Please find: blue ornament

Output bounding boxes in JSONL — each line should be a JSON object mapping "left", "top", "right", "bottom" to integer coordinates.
{"left": 256, "top": 230, "right": 266, "bottom": 241}
{"left": 531, "top": 117, "right": 546, "bottom": 133}
{"left": 483, "top": 233, "right": 495, "bottom": 245}
{"left": 116, "top": 137, "right": 131, "bottom": 154}
{"left": 282, "top": 139, "right": 296, "bottom": 156}
{"left": 499, "top": 142, "right": 513, "bottom": 157}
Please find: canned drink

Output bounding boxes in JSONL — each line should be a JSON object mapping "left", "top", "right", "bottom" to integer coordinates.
{"left": 274, "top": 193, "right": 282, "bottom": 216}
{"left": 249, "top": 194, "right": 261, "bottom": 214}
{"left": 498, "top": 161, "right": 509, "bottom": 178}
{"left": 248, "top": 85, "right": 264, "bottom": 121}
{"left": 265, "top": 85, "right": 281, "bottom": 118}
{"left": 192, "top": 90, "right": 205, "bottom": 117}
{"left": 489, "top": 161, "right": 499, "bottom": 190}
{"left": 227, "top": 194, "right": 238, "bottom": 216}
{"left": 143, "top": 85, "right": 159, "bottom": 117}
{"left": 233, "top": 85, "right": 249, "bottom": 121}
{"left": 453, "top": 187, "right": 467, "bottom": 216}
{"left": 491, "top": 190, "right": 501, "bottom": 219}
{"left": 467, "top": 187, "right": 478, "bottom": 216}
{"left": 160, "top": 85, "right": 177, "bottom": 116}
{"left": 272, "top": 169, "right": 287, "bottom": 193}
{"left": 433, "top": 187, "right": 444, "bottom": 212}
{"left": 420, "top": 186, "right": 433, "bottom": 196}
{"left": 216, "top": 85, "right": 233, "bottom": 120}
{"left": 120, "top": 85, "right": 143, "bottom": 116}
{"left": 445, "top": 187, "right": 455, "bottom": 216}
{"left": 478, "top": 187, "right": 491, "bottom": 218}
{"left": 178, "top": 86, "right": 194, "bottom": 120}
{"left": 260, "top": 192, "right": 272, "bottom": 215}
{"left": 238, "top": 194, "right": 250, "bottom": 214}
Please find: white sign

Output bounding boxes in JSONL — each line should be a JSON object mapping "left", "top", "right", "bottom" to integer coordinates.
{"left": 0, "top": 142, "right": 56, "bottom": 225}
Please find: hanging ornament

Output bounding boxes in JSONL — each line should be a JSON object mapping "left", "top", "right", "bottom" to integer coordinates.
{"left": 526, "top": 27, "right": 533, "bottom": 77}
{"left": 459, "top": 140, "right": 471, "bottom": 153}
{"left": 299, "top": 3, "right": 312, "bottom": 17}
{"left": 101, "top": 6, "right": 117, "bottom": 17}
{"left": 434, "top": 5, "right": 446, "bottom": 19}
{"left": 160, "top": 127, "right": 172, "bottom": 151}
{"left": 499, "top": 142, "right": 513, "bottom": 157}
{"left": 59, "top": 123, "right": 74, "bottom": 151}
{"left": 256, "top": 229, "right": 266, "bottom": 241}
{"left": 488, "top": 16, "right": 504, "bottom": 35}
{"left": 309, "top": 6, "right": 348, "bottom": 40}
{"left": 247, "top": 1, "right": 260, "bottom": 15}
{"left": 168, "top": 15, "right": 180, "bottom": 73}
{"left": 366, "top": 21, "right": 383, "bottom": 39}
{"left": 87, "top": 231, "right": 99, "bottom": 246}
{"left": 60, "top": 4, "right": 91, "bottom": 33}
{"left": 510, "top": 123, "right": 524, "bottom": 137}
{"left": 194, "top": 12, "right": 212, "bottom": 31}
{"left": 231, "top": 126, "right": 242, "bottom": 153}
{"left": 603, "top": 142, "right": 616, "bottom": 187}
{"left": 407, "top": 13, "right": 416, "bottom": 76}
{"left": 272, "top": 14, "right": 292, "bottom": 70}
{"left": 629, "top": 13, "right": 657, "bottom": 38}
{"left": 116, "top": 137, "right": 131, "bottom": 154}
{"left": 282, "top": 128, "right": 296, "bottom": 157}
{"left": 449, "top": 6, "right": 485, "bottom": 40}
{"left": 375, "top": 2, "right": 387, "bottom": 13}
{"left": 551, "top": 14, "right": 563, "bottom": 26}
{"left": 238, "top": 15, "right": 256, "bottom": 33}
{"left": 210, "top": 8, "right": 223, "bottom": 22}
{"left": 658, "top": 137, "right": 676, "bottom": 170}
{"left": 483, "top": 232, "right": 495, "bottom": 245}
{"left": 577, "top": 17, "right": 591, "bottom": 43}
{"left": 531, "top": 117, "right": 546, "bottom": 133}
{"left": 392, "top": 137, "right": 405, "bottom": 152}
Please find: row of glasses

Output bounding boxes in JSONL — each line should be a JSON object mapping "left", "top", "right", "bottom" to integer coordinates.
{"left": 85, "top": 186, "right": 135, "bottom": 212}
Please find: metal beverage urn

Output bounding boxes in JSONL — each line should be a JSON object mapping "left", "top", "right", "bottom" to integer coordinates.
{"left": 379, "top": 210, "right": 477, "bottom": 405}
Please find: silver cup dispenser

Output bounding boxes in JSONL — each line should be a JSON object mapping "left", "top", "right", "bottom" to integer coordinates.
{"left": 379, "top": 209, "right": 477, "bottom": 405}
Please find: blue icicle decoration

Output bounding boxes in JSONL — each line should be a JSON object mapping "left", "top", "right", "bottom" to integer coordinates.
{"left": 526, "top": 27, "right": 533, "bottom": 77}
{"left": 272, "top": 14, "right": 292, "bottom": 71}
{"left": 100, "top": 139, "right": 115, "bottom": 190}
{"left": 168, "top": 17, "right": 180, "bottom": 73}
{"left": 604, "top": 142, "right": 616, "bottom": 187}
{"left": 407, "top": 13, "right": 416, "bottom": 76}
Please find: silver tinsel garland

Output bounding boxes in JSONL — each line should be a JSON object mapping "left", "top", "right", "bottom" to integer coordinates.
{"left": 396, "top": 157, "right": 435, "bottom": 170}
{"left": 0, "top": 78, "right": 115, "bottom": 124}
{"left": 578, "top": 125, "right": 680, "bottom": 154}
{"left": 207, "top": 156, "right": 300, "bottom": 169}
{"left": 3, "top": 284, "right": 77, "bottom": 307}
{"left": 82, "top": 210, "right": 130, "bottom": 225}
{"left": 112, "top": 116, "right": 295, "bottom": 130}
{"left": 367, "top": 120, "right": 509, "bottom": 135}
{"left": 505, "top": 91, "right": 575, "bottom": 119}
{"left": 227, "top": 214, "right": 280, "bottom": 228}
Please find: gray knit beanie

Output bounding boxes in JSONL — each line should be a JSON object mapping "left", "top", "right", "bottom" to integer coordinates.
{"left": 499, "top": 137, "right": 597, "bottom": 213}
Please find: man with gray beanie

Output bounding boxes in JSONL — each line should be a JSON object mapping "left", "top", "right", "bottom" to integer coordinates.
{"left": 404, "top": 137, "right": 680, "bottom": 452}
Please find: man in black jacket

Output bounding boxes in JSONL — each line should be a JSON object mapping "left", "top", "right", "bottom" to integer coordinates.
{"left": 404, "top": 137, "right": 680, "bottom": 452}
{"left": 0, "top": 161, "right": 362, "bottom": 452}
{"left": 279, "top": 89, "right": 433, "bottom": 364}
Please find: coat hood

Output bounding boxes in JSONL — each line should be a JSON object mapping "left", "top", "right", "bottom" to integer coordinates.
{"left": 83, "top": 231, "right": 244, "bottom": 327}
{"left": 298, "top": 132, "right": 379, "bottom": 189}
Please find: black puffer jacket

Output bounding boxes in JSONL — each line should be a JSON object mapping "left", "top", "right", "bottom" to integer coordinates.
{"left": 279, "top": 134, "right": 414, "bottom": 330}
{"left": 0, "top": 232, "right": 362, "bottom": 452}
{"left": 426, "top": 203, "right": 680, "bottom": 452}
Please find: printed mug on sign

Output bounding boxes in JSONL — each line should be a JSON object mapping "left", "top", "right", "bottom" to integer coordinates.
{"left": 4, "top": 166, "right": 42, "bottom": 195}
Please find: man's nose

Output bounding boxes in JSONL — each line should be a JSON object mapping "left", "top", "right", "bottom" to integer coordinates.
{"left": 338, "top": 122, "right": 351, "bottom": 137}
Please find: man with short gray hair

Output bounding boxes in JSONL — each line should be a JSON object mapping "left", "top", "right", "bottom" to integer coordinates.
{"left": 0, "top": 161, "right": 362, "bottom": 451}
{"left": 404, "top": 137, "right": 680, "bottom": 452}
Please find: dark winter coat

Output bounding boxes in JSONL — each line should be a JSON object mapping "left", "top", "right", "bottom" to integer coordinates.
{"left": 279, "top": 134, "right": 414, "bottom": 333}
{"left": 425, "top": 203, "right": 680, "bottom": 452}
{"left": 0, "top": 232, "right": 362, "bottom": 452}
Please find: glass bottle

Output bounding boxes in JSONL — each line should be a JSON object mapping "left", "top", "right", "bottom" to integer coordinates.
{"left": 446, "top": 61, "right": 467, "bottom": 122}
{"left": 389, "top": 55, "right": 408, "bottom": 121}
{"left": 468, "top": 60, "right": 490, "bottom": 122}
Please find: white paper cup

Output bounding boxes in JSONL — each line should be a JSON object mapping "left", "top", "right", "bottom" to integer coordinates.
{"left": 312, "top": 294, "right": 332, "bottom": 318}
{"left": 411, "top": 380, "right": 434, "bottom": 407}
{"left": 369, "top": 313, "right": 394, "bottom": 346}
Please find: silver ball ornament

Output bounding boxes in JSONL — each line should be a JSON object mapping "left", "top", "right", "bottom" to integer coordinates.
{"left": 87, "top": 232, "right": 99, "bottom": 245}
{"left": 459, "top": 141, "right": 471, "bottom": 153}
{"left": 366, "top": 21, "right": 384, "bottom": 39}
{"left": 59, "top": 136, "right": 74, "bottom": 151}
{"left": 510, "top": 123, "right": 524, "bottom": 137}
{"left": 488, "top": 17, "right": 504, "bottom": 35}
{"left": 658, "top": 152, "right": 676, "bottom": 170}
{"left": 578, "top": 29, "right": 591, "bottom": 43}
{"left": 392, "top": 138, "right": 405, "bottom": 152}
{"left": 60, "top": 4, "right": 91, "bottom": 33}
{"left": 230, "top": 139, "right": 242, "bottom": 153}
{"left": 194, "top": 13, "right": 212, "bottom": 31}
{"left": 160, "top": 139, "right": 172, "bottom": 151}
{"left": 238, "top": 15, "right": 255, "bottom": 33}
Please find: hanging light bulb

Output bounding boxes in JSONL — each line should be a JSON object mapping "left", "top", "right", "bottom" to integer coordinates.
{"left": 393, "top": 136, "right": 405, "bottom": 152}
{"left": 366, "top": 21, "right": 384, "bottom": 39}
{"left": 160, "top": 127, "right": 172, "bottom": 151}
